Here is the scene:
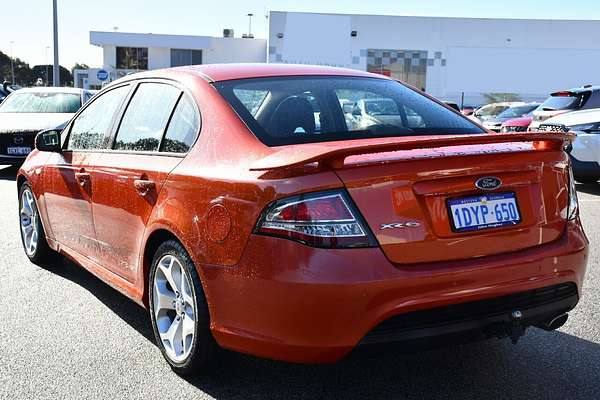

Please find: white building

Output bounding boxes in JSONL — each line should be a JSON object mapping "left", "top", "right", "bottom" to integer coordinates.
{"left": 74, "top": 31, "right": 266, "bottom": 89}
{"left": 268, "top": 11, "right": 600, "bottom": 105}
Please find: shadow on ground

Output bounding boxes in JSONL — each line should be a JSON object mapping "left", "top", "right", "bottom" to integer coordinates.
{"left": 576, "top": 183, "right": 600, "bottom": 196}
{"left": 36, "top": 255, "right": 600, "bottom": 400}
{"left": 0, "top": 165, "right": 18, "bottom": 181}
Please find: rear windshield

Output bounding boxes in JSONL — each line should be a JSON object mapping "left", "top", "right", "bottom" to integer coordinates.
{"left": 0, "top": 92, "right": 81, "bottom": 113}
{"left": 539, "top": 94, "right": 584, "bottom": 111}
{"left": 497, "top": 104, "right": 539, "bottom": 118}
{"left": 215, "top": 76, "right": 483, "bottom": 146}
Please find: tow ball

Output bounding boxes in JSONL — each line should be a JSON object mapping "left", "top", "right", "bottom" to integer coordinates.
{"left": 509, "top": 310, "right": 526, "bottom": 344}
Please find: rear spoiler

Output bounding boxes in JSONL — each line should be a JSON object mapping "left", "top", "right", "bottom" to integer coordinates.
{"left": 249, "top": 132, "right": 574, "bottom": 172}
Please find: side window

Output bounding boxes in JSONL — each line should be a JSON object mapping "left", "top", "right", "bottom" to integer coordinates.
{"left": 583, "top": 91, "right": 600, "bottom": 109}
{"left": 162, "top": 95, "right": 200, "bottom": 153}
{"left": 68, "top": 85, "right": 129, "bottom": 150}
{"left": 114, "top": 83, "right": 181, "bottom": 152}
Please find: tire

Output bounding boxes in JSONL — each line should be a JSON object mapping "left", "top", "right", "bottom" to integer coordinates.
{"left": 149, "top": 240, "right": 216, "bottom": 375}
{"left": 18, "top": 183, "right": 56, "bottom": 264}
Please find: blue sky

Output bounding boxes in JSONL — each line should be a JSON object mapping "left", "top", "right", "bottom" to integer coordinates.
{"left": 2, "top": 0, "right": 600, "bottom": 69}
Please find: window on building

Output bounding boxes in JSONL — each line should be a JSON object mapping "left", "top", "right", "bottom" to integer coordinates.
{"left": 170, "top": 49, "right": 203, "bottom": 67}
{"left": 367, "top": 49, "right": 427, "bottom": 91}
{"left": 116, "top": 47, "right": 148, "bottom": 70}
{"left": 113, "top": 83, "right": 181, "bottom": 152}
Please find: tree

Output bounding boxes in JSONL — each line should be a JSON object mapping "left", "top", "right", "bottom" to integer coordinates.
{"left": 0, "top": 50, "right": 73, "bottom": 86}
{"left": 32, "top": 65, "right": 73, "bottom": 86}
{"left": 483, "top": 92, "right": 522, "bottom": 104}
{"left": 72, "top": 62, "right": 89, "bottom": 74}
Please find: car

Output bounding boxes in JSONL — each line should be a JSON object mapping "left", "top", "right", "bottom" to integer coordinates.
{"left": 0, "top": 87, "right": 95, "bottom": 165}
{"left": 17, "top": 64, "right": 588, "bottom": 375}
{"left": 529, "top": 85, "right": 600, "bottom": 131}
{"left": 538, "top": 108, "right": 600, "bottom": 183}
{"left": 461, "top": 105, "right": 475, "bottom": 116}
{"left": 482, "top": 103, "right": 540, "bottom": 132}
{"left": 443, "top": 101, "right": 460, "bottom": 112}
{"left": 500, "top": 115, "right": 533, "bottom": 133}
{"left": 471, "top": 102, "right": 524, "bottom": 123}
{"left": 0, "top": 81, "right": 19, "bottom": 103}
{"left": 350, "top": 98, "right": 425, "bottom": 129}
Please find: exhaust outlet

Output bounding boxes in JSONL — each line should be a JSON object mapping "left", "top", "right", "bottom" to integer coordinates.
{"left": 536, "top": 313, "right": 569, "bottom": 331}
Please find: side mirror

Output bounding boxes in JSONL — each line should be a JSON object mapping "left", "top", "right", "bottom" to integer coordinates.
{"left": 35, "top": 129, "right": 62, "bottom": 152}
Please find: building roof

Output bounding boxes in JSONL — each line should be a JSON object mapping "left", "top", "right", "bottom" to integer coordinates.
{"left": 90, "top": 31, "right": 265, "bottom": 50}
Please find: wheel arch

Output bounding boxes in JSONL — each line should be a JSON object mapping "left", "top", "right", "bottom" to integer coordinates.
{"left": 16, "top": 174, "right": 27, "bottom": 192}
{"left": 141, "top": 227, "right": 210, "bottom": 309}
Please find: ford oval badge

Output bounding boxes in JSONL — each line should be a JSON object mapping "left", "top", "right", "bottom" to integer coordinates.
{"left": 475, "top": 176, "right": 502, "bottom": 191}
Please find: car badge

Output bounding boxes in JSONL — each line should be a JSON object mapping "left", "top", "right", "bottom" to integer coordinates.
{"left": 14, "top": 136, "right": 24, "bottom": 145}
{"left": 475, "top": 176, "right": 502, "bottom": 191}
{"left": 380, "top": 221, "right": 421, "bottom": 230}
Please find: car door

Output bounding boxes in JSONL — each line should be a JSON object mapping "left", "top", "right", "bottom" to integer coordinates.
{"left": 43, "top": 84, "right": 131, "bottom": 261}
{"left": 90, "top": 81, "right": 199, "bottom": 281}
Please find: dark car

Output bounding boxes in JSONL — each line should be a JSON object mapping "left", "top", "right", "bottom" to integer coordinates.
{"left": 0, "top": 87, "right": 93, "bottom": 165}
{"left": 482, "top": 103, "right": 540, "bottom": 132}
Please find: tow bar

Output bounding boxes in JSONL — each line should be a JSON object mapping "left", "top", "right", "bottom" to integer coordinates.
{"left": 509, "top": 310, "right": 526, "bottom": 344}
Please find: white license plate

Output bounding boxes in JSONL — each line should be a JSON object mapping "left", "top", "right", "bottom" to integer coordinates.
{"left": 6, "top": 147, "right": 31, "bottom": 156}
{"left": 448, "top": 192, "right": 521, "bottom": 232}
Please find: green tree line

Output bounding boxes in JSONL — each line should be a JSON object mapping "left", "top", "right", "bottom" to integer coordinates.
{"left": 0, "top": 50, "right": 87, "bottom": 87}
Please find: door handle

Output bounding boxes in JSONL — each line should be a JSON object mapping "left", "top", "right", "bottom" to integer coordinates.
{"left": 75, "top": 172, "right": 91, "bottom": 187}
{"left": 134, "top": 179, "right": 156, "bottom": 197}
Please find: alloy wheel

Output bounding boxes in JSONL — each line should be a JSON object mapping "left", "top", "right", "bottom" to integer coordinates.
{"left": 20, "top": 188, "right": 39, "bottom": 257}
{"left": 152, "top": 254, "right": 196, "bottom": 362}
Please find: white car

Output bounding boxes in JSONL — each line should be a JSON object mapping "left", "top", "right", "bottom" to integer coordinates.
{"left": 0, "top": 87, "right": 94, "bottom": 165}
{"left": 538, "top": 108, "right": 600, "bottom": 183}
{"left": 471, "top": 102, "right": 525, "bottom": 123}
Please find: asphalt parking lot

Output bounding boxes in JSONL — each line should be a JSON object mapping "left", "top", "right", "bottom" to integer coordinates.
{"left": 0, "top": 164, "right": 598, "bottom": 400}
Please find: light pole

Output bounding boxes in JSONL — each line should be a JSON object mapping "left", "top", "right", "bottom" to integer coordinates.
{"left": 247, "top": 13, "right": 254, "bottom": 38}
{"left": 52, "top": 0, "right": 60, "bottom": 86}
{"left": 9, "top": 41, "right": 15, "bottom": 84}
{"left": 45, "top": 46, "right": 50, "bottom": 86}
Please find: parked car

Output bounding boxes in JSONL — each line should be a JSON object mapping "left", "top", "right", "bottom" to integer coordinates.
{"left": 0, "top": 81, "right": 19, "bottom": 103}
{"left": 443, "top": 101, "right": 460, "bottom": 112}
{"left": 529, "top": 86, "right": 600, "bottom": 130}
{"left": 471, "top": 102, "right": 524, "bottom": 123}
{"left": 500, "top": 115, "right": 533, "bottom": 132}
{"left": 482, "top": 103, "right": 540, "bottom": 132}
{"left": 461, "top": 105, "right": 475, "bottom": 116}
{"left": 0, "top": 87, "right": 94, "bottom": 165}
{"left": 17, "top": 64, "right": 587, "bottom": 375}
{"left": 538, "top": 108, "right": 600, "bottom": 183}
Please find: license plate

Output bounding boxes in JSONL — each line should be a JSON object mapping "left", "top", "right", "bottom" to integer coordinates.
{"left": 6, "top": 147, "right": 31, "bottom": 156}
{"left": 448, "top": 192, "right": 521, "bottom": 232}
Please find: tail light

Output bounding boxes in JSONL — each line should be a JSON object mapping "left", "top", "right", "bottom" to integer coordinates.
{"left": 255, "top": 190, "right": 376, "bottom": 248}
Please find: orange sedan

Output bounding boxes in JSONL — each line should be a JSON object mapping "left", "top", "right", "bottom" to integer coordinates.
{"left": 17, "top": 64, "right": 588, "bottom": 375}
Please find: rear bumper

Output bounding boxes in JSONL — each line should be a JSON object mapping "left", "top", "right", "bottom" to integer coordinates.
{"left": 201, "top": 220, "right": 588, "bottom": 363}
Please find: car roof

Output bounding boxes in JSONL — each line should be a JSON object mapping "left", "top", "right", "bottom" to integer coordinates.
{"left": 155, "top": 63, "right": 387, "bottom": 83}
{"left": 14, "top": 87, "right": 86, "bottom": 94}
{"left": 552, "top": 85, "right": 600, "bottom": 95}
